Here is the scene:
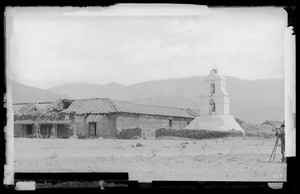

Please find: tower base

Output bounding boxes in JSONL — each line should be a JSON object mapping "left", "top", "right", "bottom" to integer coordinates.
{"left": 184, "top": 115, "right": 245, "bottom": 134}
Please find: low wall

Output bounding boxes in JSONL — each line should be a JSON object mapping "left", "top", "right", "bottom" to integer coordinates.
{"left": 156, "top": 128, "right": 244, "bottom": 139}
{"left": 14, "top": 124, "right": 23, "bottom": 137}
{"left": 115, "top": 114, "right": 193, "bottom": 133}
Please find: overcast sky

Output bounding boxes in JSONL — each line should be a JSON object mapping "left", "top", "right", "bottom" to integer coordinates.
{"left": 6, "top": 5, "right": 287, "bottom": 89}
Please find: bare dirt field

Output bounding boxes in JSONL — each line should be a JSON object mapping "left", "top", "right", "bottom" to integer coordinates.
{"left": 14, "top": 136, "right": 286, "bottom": 182}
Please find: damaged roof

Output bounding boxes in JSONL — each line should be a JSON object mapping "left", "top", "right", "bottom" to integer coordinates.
{"left": 13, "top": 104, "right": 27, "bottom": 113}
{"left": 14, "top": 102, "right": 52, "bottom": 115}
{"left": 16, "top": 103, "right": 38, "bottom": 115}
{"left": 63, "top": 98, "right": 199, "bottom": 118}
{"left": 261, "top": 120, "right": 282, "bottom": 128}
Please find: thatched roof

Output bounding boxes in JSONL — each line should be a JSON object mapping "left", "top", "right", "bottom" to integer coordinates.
{"left": 63, "top": 98, "right": 199, "bottom": 118}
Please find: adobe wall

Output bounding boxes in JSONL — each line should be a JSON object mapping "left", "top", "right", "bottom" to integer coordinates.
{"left": 96, "top": 115, "right": 117, "bottom": 138}
{"left": 14, "top": 112, "right": 193, "bottom": 139}
{"left": 172, "top": 118, "right": 193, "bottom": 129}
{"left": 74, "top": 116, "right": 87, "bottom": 137}
{"left": 74, "top": 114, "right": 117, "bottom": 138}
{"left": 115, "top": 114, "right": 193, "bottom": 133}
{"left": 14, "top": 124, "right": 23, "bottom": 137}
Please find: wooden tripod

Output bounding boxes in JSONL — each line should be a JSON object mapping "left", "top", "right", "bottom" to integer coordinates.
{"left": 269, "top": 137, "right": 279, "bottom": 162}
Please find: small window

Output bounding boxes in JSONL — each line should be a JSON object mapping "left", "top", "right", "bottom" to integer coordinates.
{"left": 169, "top": 120, "right": 172, "bottom": 127}
{"left": 187, "top": 121, "right": 190, "bottom": 125}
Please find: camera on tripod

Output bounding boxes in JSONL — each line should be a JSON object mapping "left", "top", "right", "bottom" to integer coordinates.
{"left": 269, "top": 121, "right": 285, "bottom": 162}
{"left": 272, "top": 127, "right": 281, "bottom": 133}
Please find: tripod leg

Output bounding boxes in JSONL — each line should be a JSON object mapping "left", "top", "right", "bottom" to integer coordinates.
{"left": 273, "top": 138, "right": 279, "bottom": 161}
{"left": 269, "top": 145, "right": 275, "bottom": 161}
{"left": 273, "top": 146, "right": 277, "bottom": 161}
{"left": 269, "top": 138, "right": 278, "bottom": 162}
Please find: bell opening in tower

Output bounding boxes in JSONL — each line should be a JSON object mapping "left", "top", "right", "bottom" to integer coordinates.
{"left": 211, "top": 83, "right": 216, "bottom": 95}
{"left": 210, "top": 99, "right": 216, "bottom": 115}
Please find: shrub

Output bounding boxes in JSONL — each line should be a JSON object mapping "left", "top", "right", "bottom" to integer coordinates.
{"left": 135, "top": 143, "right": 144, "bottom": 147}
{"left": 245, "top": 131, "right": 275, "bottom": 138}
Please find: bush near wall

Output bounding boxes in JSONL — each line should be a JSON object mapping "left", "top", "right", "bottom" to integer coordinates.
{"left": 155, "top": 128, "right": 243, "bottom": 140}
{"left": 118, "top": 127, "right": 142, "bottom": 139}
{"left": 245, "top": 131, "right": 275, "bottom": 138}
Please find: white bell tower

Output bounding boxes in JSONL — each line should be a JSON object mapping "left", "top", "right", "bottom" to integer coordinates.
{"left": 200, "top": 68, "right": 229, "bottom": 116}
{"left": 185, "top": 68, "right": 244, "bottom": 134}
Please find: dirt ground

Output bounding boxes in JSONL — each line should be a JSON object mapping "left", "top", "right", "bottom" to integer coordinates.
{"left": 14, "top": 136, "right": 286, "bottom": 182}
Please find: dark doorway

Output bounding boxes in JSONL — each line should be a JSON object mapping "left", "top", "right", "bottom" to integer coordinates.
{"left": 23, "top": 124, "right": 33, "bottom": 137}
{"left": 57, "top": 124, "right": 69, "bottom": 138}
{"left": 169, "top": 120, "right": 172, "bottom": 128}
{"left": 88, "top": 122, "right": 97, "bottom": 137}
{"left": 40, "top": 124, "right": 52, "bottom": 138}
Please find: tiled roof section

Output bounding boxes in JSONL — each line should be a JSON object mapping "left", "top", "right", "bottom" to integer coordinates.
{"left": 44, "top": 98, "right": 65, "bottom": 111}
{"left": 63, "top": 98, "right": 116, "bottom": 114}
{"left": 185, "top": 108, "right": 200, "bottom": 117}
{"left": 63, "top": 98, "right": 199, "bottom": 118}
{"left": 261, "top": 120, "right": 282, "bottom": 128}
{"left": 109, "top": 99, "right": 197, "bottom": 118}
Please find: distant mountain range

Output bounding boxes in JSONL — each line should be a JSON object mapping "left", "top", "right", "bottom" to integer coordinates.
{"left": 7, "top": 79, "right": 72, "bottom": 103}
{"left": 7, "top": 76, "right": 284, "bottom": 124}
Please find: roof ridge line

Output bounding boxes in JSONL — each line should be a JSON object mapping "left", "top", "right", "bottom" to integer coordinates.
{"left": 71, "top": 97, "right": 192, "bottom": 112}
{"left": 108, "top": 98, "right": 192, "bottom": 111}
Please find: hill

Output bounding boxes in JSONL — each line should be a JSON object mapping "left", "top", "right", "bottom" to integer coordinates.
{"left": 48, "top": 76, "right": 284, "bottom": 124}
{"left": 7, "top": 79, "right": 72, "bottom": 103}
